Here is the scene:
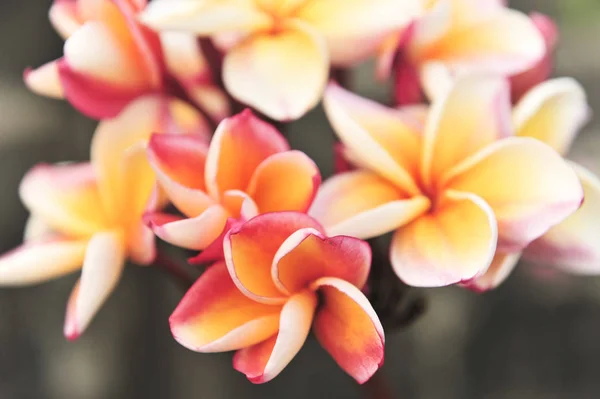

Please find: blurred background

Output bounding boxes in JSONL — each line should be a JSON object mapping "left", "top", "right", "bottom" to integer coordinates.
{"left": 2, "top": 0, "right": 600, "bottom": 398}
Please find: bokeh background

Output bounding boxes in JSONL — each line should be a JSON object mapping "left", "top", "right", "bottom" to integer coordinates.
{"left": 1, "top": 0, "right": 600, "bottom": 398}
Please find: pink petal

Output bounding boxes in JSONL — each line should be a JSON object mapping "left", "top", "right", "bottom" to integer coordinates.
{"left": 461, "top": 251, "right": 521, "bottom": 292}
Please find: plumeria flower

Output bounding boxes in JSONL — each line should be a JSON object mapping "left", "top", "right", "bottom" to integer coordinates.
{"left": 25, "top": 0, "right": 228, "bottom": 122}
{"left": 466, "top": 78, "right": 600, "bottom": 291}
{"left": 377, "top": 0, "right": 545, "bottom": 105}
{"left": 0, "top": 96, "right": 207, "bottom": 339}
{"left": 170, "top": 212, "right": 383, "bottom": 383}
{"left": 310, "top": 75, "right": 584, "bottom": 287}
{"left": 145, "top": 109, "right": 320, "bottom": 258}
{"left": 140, "top": 0, "right": 422, "bottom": 121}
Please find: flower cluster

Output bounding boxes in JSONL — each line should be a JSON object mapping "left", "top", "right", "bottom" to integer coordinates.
{"left": 1, "top": 0, "right": 598, "bottom": 386}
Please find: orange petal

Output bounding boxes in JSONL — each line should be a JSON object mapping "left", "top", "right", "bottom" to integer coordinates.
{"left": 0, "top": 239, "right": 87, "bottom": 286}
{"left": 391, "top": 190, "right": 498, "bottom": 287}
{"left": 170, "top": 262, "right": 281, "bottom": 353}
{"left": 462, "top": 251, "right": 521, "bottom": 292}
{"left": 246, "top": 151, "right": 320, "bottom": 214}
{"left": 311, "top": 277, "right": 384, "bottom": 384}
{"left": 24, "top": 60, "right": 65, "bottom": 99}
{"left": 523, "top": 163, "right": 600, "bottom": 274}
{"left": 310, "top": 170, "right": 430, "bottom": 239}
{"left": 514, "top": 78, "right": 590, "bottom": 156}
{"left": 147, "top": 133, "right": 212, "bottom": 217}
{"left": 92, "top": 96, "right": 209, "bottom": 219}
{"left": 233, "top": 290, "right": 317, "bottom": 383}
{"left": 224, "top": 22, "right": 328, "bottom": 121}
{"left": 19, "top": 163, "right": 108, "bottom": 238}
{"left": 421, "top": 75, "right": 512, "bottom": 190}
{"left": 323, "top": 84, "right": 421, "bottom": 195}
{"left": 126, "top": 220, "right": 156, "bottom": 266}
{"left": 205, "top": 109, "right": 289, "bottom": 199}
{"left": 144, "top": 206, "right": 229, "bottom": 251}
{"left": 64, "top": 231, "right": 126, "bottom": 340}
{"left": 49, "top": 0, "right": 83, "bottom": 39}
{"left": 224, "top": 212, "right": 324, "bottom": 304}
{"left": 297, "top": 0, "right": 422, "bottom": 65}
{"left": 272, "top": 228, "right": 371, "bottom": 295}
{"left": 221, "top": 190, "right": 259, "bottom": 221}
{"left": 446, "top": 137, "right": 584, "bottom": 251}
{"left": 140, "top": 0, "right": 272, "bottom": 35}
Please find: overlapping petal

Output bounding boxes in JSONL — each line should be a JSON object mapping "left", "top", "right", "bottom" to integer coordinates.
{"left": 390, "top": 190, "right": 497, "bottom": 287}
{"left": 223, "top": 21, "right": 329, "bottom": 121}
{"left": 311, "top": 277, "right": 384, "bottom": 384}
{"left": 523, "top": 163, "right": 600, "bottom": 274}
{"left": 310, "top": 170, "right": 430, "bottom": 239}
{"left": 514, "top": 78, "right": 590, "bottom": 155}
{"left": 224, "top": 212, "right": 323, "bottom": 304}
{"left": 170, "top": 262, "right": 281, "bottom": 353}
{"left": 445, "top": 137, "right": 584, "bottom": 251}
{"left": 462, "top": 251, "right": 521, "bottom": 292}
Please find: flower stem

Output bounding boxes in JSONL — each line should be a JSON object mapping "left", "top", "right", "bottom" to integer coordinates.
{"left": 154, "top": 251, "right": 195, "bottom": 290}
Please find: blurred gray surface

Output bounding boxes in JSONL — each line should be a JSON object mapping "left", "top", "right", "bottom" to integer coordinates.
{"left": 1, "top": 0, "right": 600, "bottom": 398}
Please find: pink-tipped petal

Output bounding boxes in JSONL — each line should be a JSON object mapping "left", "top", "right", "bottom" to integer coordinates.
{"left": 64, "top": 231, "right": 126, "bottom": 340}
{"left": 224, "top": 212, "right": 323, "bottom": 304}
{"left": 272, "top": 228, "right": 371, "bottom": 295}
{"left": 391, "top": 190, "right": 498, "bottom": 287}
{"left": 0, "top": 239, "right": 87, "bottom": 286}
{"left": 205, "top": 109, "right": 289, "bottom": 199}
{"left": 49, "top": 0, "right": 82, "bottom": 39}
{"left": 446, "top": 137, "right": 584, "bottom": 251}
{"left": 223, "top": 21, "right": 329, "bottom": 121}
{"left": 144, "top": 206, "right": 229, "bottom": 251}
{"left": 462, "top": 251, "right": 521, "bottom": 292}
{"left": 24, "top": 60, "right": 65, "bottom": 99}
{"left": 310, "top": 170, "right": 430, "bottom": 239}
{"left": 233, "top": 290, "right": 317, "bottom": 383}
{"left": 246, "top": 151, "right": 321, "bottom": 214}
{"left": 170, "top": 262, "right": 281, "bottom": 353}
{"left": 421, "top": 74, "right": 512, "bottom": 189}
{"left": 514, "top": 78, "right": 590, "bottom": 156}
{"left": 523, "top": 163, "right": 600, "bottom": 274}
{"left": 323, "top": 84, "right": 421, "bottom": 195}
{"left": 311, "top": 277, "right": 384, "bottom": 384}
{"left": 188, "top": 218, "right": 240, "bottom": 265}
{"left": 19, "top": 163, "right": 108, "bottom": 238}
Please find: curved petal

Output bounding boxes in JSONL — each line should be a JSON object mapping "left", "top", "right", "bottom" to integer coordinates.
{"left": 50, "top": 0, "right": 82, "bottom": 39}
{"left": 139, "top": 0, "right": 272, "bottom": 35}
{"left": 323, "top": 84, "right": 421, "bottom": 195}
{"left": 310, "top": 277, "right": 384, "bottom": 384}
{"left": 64, "top": 231, "right": 126, "bottom": 340}
{"left": 233, "top": 290, "right": 317, "bottom": 383}
{"left": 523, "top": 163, "right": 600, "bottom": 274}
{"left": 118, "top": 143, "right": 157, "bottom": 225}
{"left": 0, "top": 239, "right": 87, "bottom": 286}
{"left": 24, "top": 60, "right": 65, "bottom": 99}
{"left": 221, "top": 190, "right": 259, "bottom": 220}
{"left": 246, "top": 151, "right": 321, "bottom": 214}
{"left": 391, "top": 190, "right": 498, "bottom": 287}
{"left": 170, "top": 262, "right": 281, "bottom": 353}
{"left": 445, "top": 137, "right": 584, "bottom": 251}
{"left": 147, "top": 133, "right": 212, "bottom": 217}
{"left": 310, "top": 170, "right": 430, "bottom": 239}
{"left": 224, "top": 212, "right": 324, "bottom": 304}
{"left": 126, "top": 221, "right": 156, "bottom": 266}
{"left": 272, "top": 228, "right": 371, "bottom": 295}
{"left": 205, "top": 109, "right": 289, "bottom": 199}
{"left": 461, "top": 251, "right": 521, "bottom": 292}
{"left": 514, "top": 78, "right": 590, "bottom": 156}
{"left": 144, "top": 206, "right": 229, "bottom": 251}
{"left": 297, "top": 0, "right": 422, "bottom": 65}
{"left": 24, "top": 215, "right": 55, "bottom": 242}
{"left": 421, "top": 74, "right": 512, "bottom": 190}
{"left": 223, "top": 22, "right": 329, "bottom": 121}
{"left": 93, "top": 96, "right": 209, "bottom": 219}
{"left": 19, "top": 163, "right": 108, "bottom": 238}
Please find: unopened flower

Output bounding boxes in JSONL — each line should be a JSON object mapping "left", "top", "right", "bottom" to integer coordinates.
{"left": 25, "top": 0, "right": 228, "bottom": 122}
{"left": 140, "top": 0, "right": 422, "bottom": 120}
{"left": 0, "top": 96, "right": 205, "bottom": 339}
{"left": 311, "top": 76, "right": 583, "bottom": 287}
{"left": 378, "top": 0, "right": 545, "bottom": 105}
{"left": 145, "top": 109, "right": 320, "bottom": 257}
{"left": 170, "top": 212, "right": 383, "bottom": 383}
{"left": 467, "top": 78, "right": 600, "bottom": 291}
